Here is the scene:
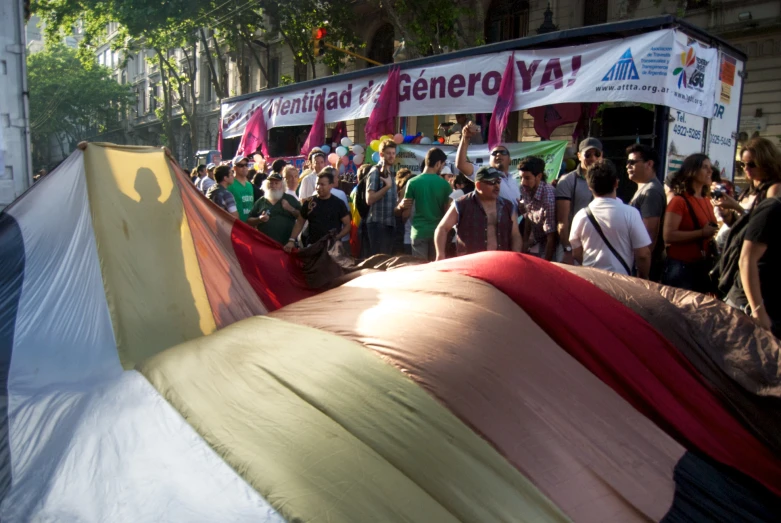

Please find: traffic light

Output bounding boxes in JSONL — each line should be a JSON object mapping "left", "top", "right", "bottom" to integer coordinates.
{"left": 312, "top": 27, "right": 327, "bottom": 57}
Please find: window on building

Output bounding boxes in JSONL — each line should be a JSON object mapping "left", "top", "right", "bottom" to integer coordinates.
{"left": 485, "top": 0, "right": 529, "bottom": 44}
{"left": 368, "top": 23, "right": 395, "bottom": 65}
{"left": 294, "top": 62, "right": 307, "bottom": 83}
{"left": 583, "top": 0, "right": 608, "bottom": 26}
{"left": 98, "top": 53, "right": 104, "bottom": 66}
{"left": 149, "top": 84, "right": 157, "bottom": 112}
{"left": 268, "top": 57, "right": 280, "bottom": 88}
{"left": 121, "top": 70, "right": 127, "bottom": 84}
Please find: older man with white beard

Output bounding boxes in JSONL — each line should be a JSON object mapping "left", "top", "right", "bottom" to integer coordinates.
{"left": 247, "top": 171, "right": 302, "bottom": 246}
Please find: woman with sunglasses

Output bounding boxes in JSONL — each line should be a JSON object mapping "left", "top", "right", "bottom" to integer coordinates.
{"left": 662, "top": 154, "right": 719, "bottom": 293}
{"left": 718, "top": 138, "right": 781, "bottom": 316}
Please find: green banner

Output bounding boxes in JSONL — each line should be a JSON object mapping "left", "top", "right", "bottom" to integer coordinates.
{"left": 395, "top": 141, "right": 568, "bottom": 182}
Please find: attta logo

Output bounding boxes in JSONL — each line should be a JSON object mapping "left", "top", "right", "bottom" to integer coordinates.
{"left": 602, "top": 49, "right": 640, "bottom": 81}
{"left": 673, "top": 47, "right": 708, "bottom": 90}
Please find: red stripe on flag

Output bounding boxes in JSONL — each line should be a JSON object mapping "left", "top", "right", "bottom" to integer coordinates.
{"left": 429, "top": 251, "right": 781, "bottom": 496}
{"left": 230, "top": 220, "right": 315, "bottom": 311}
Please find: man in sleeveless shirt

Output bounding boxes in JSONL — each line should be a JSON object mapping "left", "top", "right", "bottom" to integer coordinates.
{"left": 434, "top": 166, "right": 522, "bottom": 260}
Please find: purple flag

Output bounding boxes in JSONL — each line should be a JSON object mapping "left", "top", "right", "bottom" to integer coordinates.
{"left": 364, "top": 66, "right": 400, "bottom": 142}
{"left": 300, "top": 93, "right": 325, "bottom": 158}
{"left": 488, "top": 54, "right": 515, "bottom": 151}
{"left": 237, "top": 106, "right": 269, "bottom": 158}
{"left": 216, "top": 119, "right": 223, "bottom": 154}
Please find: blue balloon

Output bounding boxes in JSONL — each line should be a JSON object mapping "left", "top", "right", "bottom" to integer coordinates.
{"left": 372, "top": 151, "right": 380, "bottom": 163}
{"left": 321, "top": 145, "right": 331, "bottom": 154}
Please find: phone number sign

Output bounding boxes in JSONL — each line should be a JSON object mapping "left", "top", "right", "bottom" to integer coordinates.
{"left": 666, "top": 110, "right": 705, "bottom": 178}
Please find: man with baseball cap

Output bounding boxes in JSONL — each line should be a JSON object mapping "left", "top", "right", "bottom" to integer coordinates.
{"left": 198, "top": 163, "right": 217, "bottom": 194}
{"left": 248, "top": 170, "right": 301, "bottom": 246}
{"left": 556, "top": 137, "right": 603, "bottom": 264}
{"left": 228, "top": 154, "right": 256, "bottom": 222}
{"left": 455, "top": 124, "right": 520, "bottom": 213}
{"left": 434, "top": 166, "right": 521, "bottom": 260}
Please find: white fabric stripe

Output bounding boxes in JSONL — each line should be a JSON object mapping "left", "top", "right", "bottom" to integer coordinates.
{"left": 2, "top": 151, "right": 284, "bottom": 522}
{"left": 6, "top": 150, "right": 121, "bottom": 390}
{"left": 1, "top": 371, "right": 285, "bottom": 522}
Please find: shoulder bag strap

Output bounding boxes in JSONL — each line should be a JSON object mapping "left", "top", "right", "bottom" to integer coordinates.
{"left": 585, "top": 207, "right": 632, "bottom": 275}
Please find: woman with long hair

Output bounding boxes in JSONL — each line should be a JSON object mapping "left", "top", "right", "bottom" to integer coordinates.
{"left": 716, "top": 137, "right": 781, "bottom": 315}
{"left": 662, "top": 154, "right": 718, "bottom": 292}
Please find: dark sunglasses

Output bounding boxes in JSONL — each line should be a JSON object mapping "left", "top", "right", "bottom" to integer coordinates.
{"left": 585, "top": 151, "right": 602, "bottom": 159}
{"left": 480, "top": 179, "right": 502, "bottom": 186}
{"left": 738, "top": 161, "right": 757, "bottom": 169}
{"left": 626, "top": 159, "right": 645, "bottom": 166}
{"left": 490, "top": 150, "right": 510, "bottom": 157}
{"left": 235, "top": 163, "right": 249, "bottom": 168}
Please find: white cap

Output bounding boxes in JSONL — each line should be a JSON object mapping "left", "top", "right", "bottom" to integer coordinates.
{"left": 440, "top": 165, "right": 453, "bottom": 175}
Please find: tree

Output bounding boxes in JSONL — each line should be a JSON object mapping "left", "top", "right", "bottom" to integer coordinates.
{"left": 28, "top": 43, "right": 133, "bottom": 168}
{"left": 375, "top": 0, "right": 474, "bottom": 58}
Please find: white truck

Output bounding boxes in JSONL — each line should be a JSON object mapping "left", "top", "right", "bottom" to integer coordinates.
{"left": 0, "top": 0, "right": 33, "bottom": 209}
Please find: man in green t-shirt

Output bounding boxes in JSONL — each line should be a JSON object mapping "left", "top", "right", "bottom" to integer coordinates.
{"left": 247, "top": 171, "right": 301, "bottom": 246}
{"left": 228, "top": 155, "right": 256, "bottom": 222}
{"left": 398, "top": 148, "right": 453, "bottom": 261}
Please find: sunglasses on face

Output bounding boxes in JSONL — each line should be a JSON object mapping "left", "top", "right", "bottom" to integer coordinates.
{"left": 738, "top": 161, "right": 757, "bottom": 169}
{"left": 490, "top": 150, "right": 510, "bottom": 157}
{"left": 480, "top": 179, "right": 501, "bottom": 186}
{"left": 626, "top": 159, "right": 644, "bottom": 166}
{"left": 584, "top": 151, "right": 602, "bottom": 159}
{"left": 235, "top": 163, "right": 249, "bottom": 168}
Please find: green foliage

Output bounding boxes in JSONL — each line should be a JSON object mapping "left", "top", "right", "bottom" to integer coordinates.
{"left": 395, "top": 0, "right": 468, "bottom": 56}
{"left": 280, "top": 75, "right": 295, "bottom": 86}
{"left": 28, "top": 42, "right": 133, "bottom": 165}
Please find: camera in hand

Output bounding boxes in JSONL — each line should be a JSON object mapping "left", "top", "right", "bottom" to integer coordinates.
{"left": 712, "top": 184, "right": 726, "bottom": 199}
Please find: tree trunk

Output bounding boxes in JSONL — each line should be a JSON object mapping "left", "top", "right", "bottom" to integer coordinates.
{"left": 200, "top": 28, "right": 226, "bottom": 99}
{"left": 211, "top": 34, "right": 230, "bottom": 99}
{"left": 183, "top": 44, "right": 200, "bottom": 157}
{"left": 156, "top": 50, "right": 178, "bottom": 154}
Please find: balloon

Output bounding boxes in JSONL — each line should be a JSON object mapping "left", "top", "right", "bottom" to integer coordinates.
{"left": 393, "top": 133, "right": 403, "bottom": 144}
{"left": 340, "top": 155, "right": 350, "bottom": 166}
{"left": 340, "top": 137, "right": 353, "bottom": 147}
{"left": 372, "top": 151, "right": 380, "bottom": 163}
{"left": 328, "top": 153, "right": 339, "bottom": 165}
{"left": 321, "top": 145, "right": 331, "bottom": 154}
{"left": 438, "top": 137, "right": 445, "bottom": 144}
{"left": 353, "top": 154, "right": 364, "bottom": 166}
{"left": 335, "top": 146, "right": 348, "bottom": 157}
{"left": 419, "top": 136, "right": 432, "bottom": 145}
{"left": 339, "top": 164, "right": 346, "bottom": 174}
{"left": 370, "top": 139, "right": 380, "bottom": 150}
{"left": 352, "top": 144, "right": 364, "bottom": 155}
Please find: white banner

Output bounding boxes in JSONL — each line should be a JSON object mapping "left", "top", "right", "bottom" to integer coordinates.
{"left": 222, "top": 29, "right": 719, "bottom": 138}
{"left": 706, "top": 52, "right": 743, "bottom": 182}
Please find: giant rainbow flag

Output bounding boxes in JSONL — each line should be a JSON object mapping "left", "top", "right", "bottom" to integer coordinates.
{"left": 0, "top": 143, "right": 779, "bottom": 521}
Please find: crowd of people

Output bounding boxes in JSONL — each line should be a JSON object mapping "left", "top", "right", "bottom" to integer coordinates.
{"left": 188, "top": 123, "right": 780, "bottom": 338}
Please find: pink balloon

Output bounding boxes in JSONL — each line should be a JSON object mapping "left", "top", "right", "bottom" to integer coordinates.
{"left": 393, "top": 133, "right": 403, "bottom": 144}
{"left": 340, "top": 155, "right": 350, "bottom": 166}
{"left": 353, "top": 154, "right": 364, "bottom": 166}
{"left": 328, "top": 153, "right": 339, "bottom": 165}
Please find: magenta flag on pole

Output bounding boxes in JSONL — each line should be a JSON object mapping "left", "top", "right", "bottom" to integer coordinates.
{"left": 364, "top": 66, "right": 400, "bottom": 142}
{"left": 487, "top": 54, "right": 515, "bottom": 151}
{"left": 216, "top": 119, "right": 223, "bottom": 154}
{"left": 300, "top": 93, "right": 326, "bottom": 158}
{"left": 237, "top": 106, "right": 269, "bottom": 158}
{"left": 527, "top": 103, "right": 582, "bottom": 140}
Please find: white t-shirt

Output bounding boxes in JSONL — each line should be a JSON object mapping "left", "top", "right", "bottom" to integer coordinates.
{"left": 465, "top": 164, "right": 519, "bottom": 212}
{"left": 285, "top": 189, "right": 299, "bottom": 201}
{"left": 569, "top": 197, "right": 651, "bottom": 275}
{"left": 298, "top": 171, "right": 317, "bottom": 201}
{"left": 449, "top": 189, "right": 465, "bottom": 201}
{"left": 198, "top": 176, "right": 215, "bottom": 194}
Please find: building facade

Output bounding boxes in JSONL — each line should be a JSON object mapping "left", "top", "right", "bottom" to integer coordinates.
{"left": 36, "top": 0, "right": 778, "bottom": 168}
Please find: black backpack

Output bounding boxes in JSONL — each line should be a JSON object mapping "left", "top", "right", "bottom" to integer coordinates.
{"left": 355, "top": 177, "right": 370, "bottom": 220}
{"left": 710, "top": 186, "right": 771, "bottom": 297}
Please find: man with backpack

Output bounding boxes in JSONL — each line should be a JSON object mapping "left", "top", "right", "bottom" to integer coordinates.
{"left": 569, "top": 160, "right": 652, "bottom": 279}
